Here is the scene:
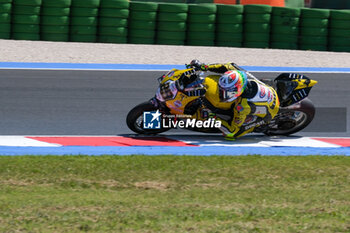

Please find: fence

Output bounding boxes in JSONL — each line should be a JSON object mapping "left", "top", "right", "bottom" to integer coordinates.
{"left": 0, "top": 0, "right": 349, "bottom": 52}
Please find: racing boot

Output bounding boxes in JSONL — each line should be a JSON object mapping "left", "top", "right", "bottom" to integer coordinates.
{"left": 217, "top": 118, "right": 240, "bottom": 141}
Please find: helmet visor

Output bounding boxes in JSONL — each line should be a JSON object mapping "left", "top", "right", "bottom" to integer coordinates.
{"left": 219, "top": 86, "right": 239, "bottom": 102}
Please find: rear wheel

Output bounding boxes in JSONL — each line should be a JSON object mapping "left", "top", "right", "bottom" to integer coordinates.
{"left": 126, "top": 101, "right": 170, "bottom": 134}
{"left": 264, "top": 98, "right": 315, "bottom": 136}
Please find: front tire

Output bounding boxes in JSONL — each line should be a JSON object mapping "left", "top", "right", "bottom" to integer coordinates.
{"left": 126, "top": 101, "right": 170, "bottom": 134}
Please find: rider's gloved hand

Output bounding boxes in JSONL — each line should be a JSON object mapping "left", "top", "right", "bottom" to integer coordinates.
{"left": 187, "top": 59, "right": 208, "bottom": 71}
{"left": 199, "top": 64, "right": 209, "bottom": 71}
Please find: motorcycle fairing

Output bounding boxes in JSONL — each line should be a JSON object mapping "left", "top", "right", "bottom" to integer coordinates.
{"left": 165, "top": 92, "right": 200, "bottom": 115}
{"left": 159, "top": 68, "right": 196, "bottom": 85}
{"left": 274, "top": 73, "right": 318, "bottom": 107}
{"left": 157, "top": 68, "right": 203, "bottom": 115}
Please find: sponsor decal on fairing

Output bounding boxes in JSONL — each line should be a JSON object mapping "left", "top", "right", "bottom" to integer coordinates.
{"left": 174, "top": 100, "right": 182, "bottom": 108}
{"left": 259, "top": 86, "right": 266, "bottom": 98}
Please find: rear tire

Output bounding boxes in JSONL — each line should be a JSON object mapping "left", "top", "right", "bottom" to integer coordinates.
{"left": 126, "top": 101, "right": 170, "bottom": 134}
{"left": 265, "top": 98, "right": 315, "bottom": 136}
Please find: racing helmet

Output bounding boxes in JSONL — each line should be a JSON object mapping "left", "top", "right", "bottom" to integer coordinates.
{"left": 218, "top": 70, "right": 247, "bottom": 102}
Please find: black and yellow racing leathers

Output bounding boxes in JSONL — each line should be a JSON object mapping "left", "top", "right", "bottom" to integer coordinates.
{"left": 203, "top": 63, "right": 280, "bottom": 139}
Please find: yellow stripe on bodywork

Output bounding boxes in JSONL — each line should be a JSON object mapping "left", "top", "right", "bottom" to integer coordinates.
{"left": 294, "top": 79, "right": 318, "bottom": 90}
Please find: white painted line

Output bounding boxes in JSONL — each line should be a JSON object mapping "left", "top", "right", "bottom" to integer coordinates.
{"left": 173, "top": 136, "right": 342, "bottom": 148}
{"left": 0, "top": 136, "right": 60, "bottom": 147}
{"left": 260, "top": 137, "right": 340, "bottom": 148}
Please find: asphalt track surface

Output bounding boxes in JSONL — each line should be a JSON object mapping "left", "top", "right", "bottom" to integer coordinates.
{"left": 0, "top": 69, "right": 349, "bottom": 137}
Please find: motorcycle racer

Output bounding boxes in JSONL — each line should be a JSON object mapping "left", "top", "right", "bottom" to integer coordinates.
{"left": 190, "top": 60, "right": 280, "bottom": 140}
{"left": 155, "top": 59, "right": 280, "bottom": 140}
{"left": 128, "top": 61, "right": 317, "bottom": 138}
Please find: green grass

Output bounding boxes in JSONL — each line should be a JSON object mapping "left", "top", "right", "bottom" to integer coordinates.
{"left": 0, "top": 155, "right": 349, "bottom": 232}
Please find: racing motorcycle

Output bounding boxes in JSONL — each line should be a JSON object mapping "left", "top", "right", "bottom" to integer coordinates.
{"left": 126, "top": 63, "right": 318, "bottom": 136}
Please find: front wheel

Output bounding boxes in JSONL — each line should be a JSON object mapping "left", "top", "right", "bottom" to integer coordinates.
{"left": 264, "top": 98, "right": 315, "bottom": 136}
{"left": 126, "top": 101, "right": 170, "bottom": 134}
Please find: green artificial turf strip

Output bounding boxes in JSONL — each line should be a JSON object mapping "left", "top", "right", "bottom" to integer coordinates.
{"left": 0, "top": 155, "right": 349, "bottom": 232}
